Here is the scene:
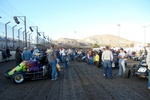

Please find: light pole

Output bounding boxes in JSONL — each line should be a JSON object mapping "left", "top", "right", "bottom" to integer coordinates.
{"left": 45, "top": 36, "right": 50, "bottom": 47}
{"left": 74, "top": 31, "right": 77, "bottom": 39}
{"left": 23, "top": 31, "right": 29, "bottom": 47}
{"left": 18, "top": 28, "right": 22, "bottom": 47}
{"left": 143, "top": 25, "right": 150, "bottom": 46}
{"left": 43, "top": 32, "right": 46, "bottom": 47}
{"left": 39, "top": 32, "right": 45, "bottom": 45}
{"left": 12, "top": 25, "right": 17, "bottom": 49}
{"left": 143, "top": 26, "right": 147, "bottom": 45}
{"left": 13, "top": 16, "right": 27, "bottom": 47}
{"left": 117, "top": 24, "right": 120, "bottom": 47}
{"left": 28, "top": 33, "right": 32, "bottom": 49}
{"left": 29, "top": 26, "right": 39, "bottom": 44}
{"left": 5, "top": 21, "right": 11, "bottom": 47}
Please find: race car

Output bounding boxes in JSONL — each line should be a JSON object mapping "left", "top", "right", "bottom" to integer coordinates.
{"left": 4, "top": 52, "right": 52, "bottom": 84}
{"left": 131, "top": 59, "right": 148, "bottom": 79}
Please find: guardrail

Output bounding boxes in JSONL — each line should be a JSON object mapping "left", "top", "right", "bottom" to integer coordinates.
{"left": 0, "top": 51, "right": 15, "bottom": 62}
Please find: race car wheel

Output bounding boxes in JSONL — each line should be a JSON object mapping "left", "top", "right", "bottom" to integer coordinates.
{"left": 130, "top": 64, "right": 137, "bottom": 76}
{"left": 124, "top": 68, "right": 131, "bottom": 78}
{"left": 12, "top": 72, "right": 25, "bottom": 84}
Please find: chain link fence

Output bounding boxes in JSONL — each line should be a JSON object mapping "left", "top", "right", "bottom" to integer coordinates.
{"left": 0, "top": 22, "right": 50, "bottom": 51}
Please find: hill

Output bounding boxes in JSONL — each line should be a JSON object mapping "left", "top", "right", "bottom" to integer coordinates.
{"left": 52, "top": 34, "right": 135, "bottom": 48}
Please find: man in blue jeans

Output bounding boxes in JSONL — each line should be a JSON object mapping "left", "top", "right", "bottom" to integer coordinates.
{"left": 118, "top": 48, "right": 126, "bottom": 76}
{"left": 46, "top": 45, "right": 57, "bottom": 80}
{"left": 101, "top": 46, "right": 113, "bottom": 79}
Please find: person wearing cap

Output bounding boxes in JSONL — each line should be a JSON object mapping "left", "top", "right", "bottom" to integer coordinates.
{"left": 22, "top": 47, "right": 32, "bottom": 61}
{"left": 101, "top": 46, "right": 113, "bottom": 79}
{"left": 146, "top": 45, "right": 150, "bottom": 89}
{"left": 118, "top": 48, "right": 126, "bottom": 76}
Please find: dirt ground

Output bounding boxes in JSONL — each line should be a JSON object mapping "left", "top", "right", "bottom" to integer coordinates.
{"left": 0, "top": 59, "right": 150, "bottom": 100}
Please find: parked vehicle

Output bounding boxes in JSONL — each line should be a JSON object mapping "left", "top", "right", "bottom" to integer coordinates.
{"left": 4, "top": 52, "right": 52, "bottom": 84}
{"left": 75, "top": 52, "right": 87, "bottom": 62}
{"left": 131, "top": 58, "right": 148, "bottom": 79}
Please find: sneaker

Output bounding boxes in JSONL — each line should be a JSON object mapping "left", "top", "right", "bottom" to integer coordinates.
{"left": 51, "top": 77, "right": 57, "bottom": 81}
{"left": 51, "top": 79, "right": 56, "bottom": 81}
{"left": 116, "top": 74, "right": 121, "bottom": 77}
{"left": 51, "top": 78, "right": 57, "bottom": 81}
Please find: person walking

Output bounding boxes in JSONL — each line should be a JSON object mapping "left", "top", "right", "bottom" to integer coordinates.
{"left": 6, "top": 46, "right": 11, "bottom": 61}
{"left": 101, "top": 46, "right": 113, "bottom": 79}
{"left": 46, "top": 45, "right": 57, "bottom": 80}
{"left": 88, "top": 49, "right": 93, "bottom": 65}
{"left": 98, "top": 49, "right": 103, "bottom": 67}
{"left": 2, "top": 47, "right": 7, "bottom": 62}
{"left": 118, "top": 48, "right": 126, "bottom": 76}
{"left": 15, "top": 47, "right": 22, "bottom": 66}
{"left": 146, "top": 45, "right": 150, "bottom": 89}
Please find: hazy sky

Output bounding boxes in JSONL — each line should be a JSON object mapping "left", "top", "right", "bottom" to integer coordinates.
{"left": 1, "top": 0, "right": 150, "bottom": 42}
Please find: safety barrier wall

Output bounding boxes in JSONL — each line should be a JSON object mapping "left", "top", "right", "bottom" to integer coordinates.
{"left": 0, "top": 51, "right": 15, "bottom": 62}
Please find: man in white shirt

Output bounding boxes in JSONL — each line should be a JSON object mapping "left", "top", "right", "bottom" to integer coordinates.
{"left": 61, "top": 48, "right": 66, "bottom": 62}
{"left": 102, "top": 46, "right": 113, "bottom": 79}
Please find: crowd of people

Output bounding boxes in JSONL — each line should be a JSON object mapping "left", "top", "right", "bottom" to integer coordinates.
{"left": 1, "top": 44, "right": 150, "bottom": 89}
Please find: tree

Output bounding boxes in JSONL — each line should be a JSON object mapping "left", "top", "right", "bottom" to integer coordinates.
{"left": 93, "top": 43, "right": 99, "bottom": 48}
{"left": 130, "top": 43, "right": 134, "bottom": 47}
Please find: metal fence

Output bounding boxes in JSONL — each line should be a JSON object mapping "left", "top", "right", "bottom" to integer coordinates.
{"left": 0, "top": 22, "right": 50, "bottom": 51}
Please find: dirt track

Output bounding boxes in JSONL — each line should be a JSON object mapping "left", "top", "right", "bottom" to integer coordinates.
{"left": 0, "top": 60, "right": 150, "bottom": 100}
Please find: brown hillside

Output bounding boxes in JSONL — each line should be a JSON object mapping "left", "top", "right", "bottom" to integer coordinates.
{"left": 52, "top": 34, "right": 135, "bottom": 48}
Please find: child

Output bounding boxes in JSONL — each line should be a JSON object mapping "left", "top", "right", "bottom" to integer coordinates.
{"left": 94, "top": 52, "right": 100, "bottom": 67}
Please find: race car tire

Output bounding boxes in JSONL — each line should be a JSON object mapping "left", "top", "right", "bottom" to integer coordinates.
{"left": 124, "top": 68, "right": 130, "bottom": 78}
{"left": 130, "top": 64, "right": 137, "bottom": 76}
{"left": 12, "top": 72, "right": 25, "bottom": 84}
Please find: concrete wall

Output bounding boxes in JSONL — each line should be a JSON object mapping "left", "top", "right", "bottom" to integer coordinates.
{"left": 0, "top": 51, "right": 15, "bottom": 62}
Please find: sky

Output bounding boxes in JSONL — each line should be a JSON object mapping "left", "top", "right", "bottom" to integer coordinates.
{"left": 0, "top": 0, "right": 150, "bottom": 43}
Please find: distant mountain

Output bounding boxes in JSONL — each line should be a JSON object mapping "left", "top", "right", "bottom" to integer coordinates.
{"left": 52, "top": 34, "right": 135, "bottom": 48}
{"left": 80, "top": 34, "right": 135, "bottom": 47}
